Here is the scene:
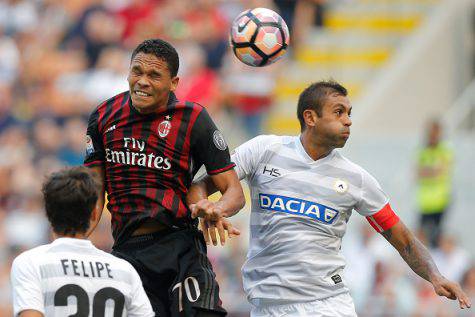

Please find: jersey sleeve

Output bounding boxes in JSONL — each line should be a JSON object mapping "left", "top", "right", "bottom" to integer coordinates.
{"left": 10, "top": 253, "right": 44, "bottom": 316}
{"left": 355, "top": 169, "right": 400, "bottom": 233}
{"left": 231, "top": 135, "right": 268, "bottom": 180}
{"left": 84, "top": 107, "right": 105, "bottom": 167}
{"left": 127, "top": 265, "right": 155, "bottom": 317}
{"left": 190, "top": 107, "right": 235, "bottom": 175}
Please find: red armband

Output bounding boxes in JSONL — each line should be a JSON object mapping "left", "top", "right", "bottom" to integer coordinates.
{"left": 366, "top": 203, "right": 399, "bottom": 233}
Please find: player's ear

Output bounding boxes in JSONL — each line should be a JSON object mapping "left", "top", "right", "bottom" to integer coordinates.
{"left": 170, "top": 76, "right": 179, "bottom": 92}
{"left": 303, "top": 109, "right": 317, "bottom": 128}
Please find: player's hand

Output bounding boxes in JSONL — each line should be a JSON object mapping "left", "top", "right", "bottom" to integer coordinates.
{"left": 431, "top": 275, "right": 471, "bottom": 309}
{"left": 190, "top": 199, "right": 222, "bottom": 221}
{"left": 200, "top": 217, "right": 240, "bottom": 246}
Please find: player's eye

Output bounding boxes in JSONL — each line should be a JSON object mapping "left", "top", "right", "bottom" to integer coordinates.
{"left": 150, "top": 72, "right": 161, "bottom": 79}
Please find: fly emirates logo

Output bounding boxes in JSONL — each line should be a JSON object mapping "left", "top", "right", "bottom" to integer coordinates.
{"left": 105, "top": 137, "right": 171, "bottom": 170}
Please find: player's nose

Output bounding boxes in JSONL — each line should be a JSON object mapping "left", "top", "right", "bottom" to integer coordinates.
{"left": 136, "top": 76, "right": 150, "bottom": 88}
{"left": 343, "top": 115, "right": 352, "bottom": 126}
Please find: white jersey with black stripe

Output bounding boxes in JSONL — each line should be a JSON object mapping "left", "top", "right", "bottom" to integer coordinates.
{"left": 231, "top": 135, "right": 390, "bottom": 305}
{"left": 10, "top": 238, "right": 154, "bottom": 317}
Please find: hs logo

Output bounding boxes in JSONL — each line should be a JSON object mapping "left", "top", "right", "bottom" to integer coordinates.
{"left": 263, "top": 165, "right": 280, "bottom": 177}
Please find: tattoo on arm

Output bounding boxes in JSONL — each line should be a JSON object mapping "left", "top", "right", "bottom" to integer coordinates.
{"left": 382, "top": 226, "right": 439, "bottom": 282}
{"left": 401, "top": 237, "right": 439, "bottom": 282}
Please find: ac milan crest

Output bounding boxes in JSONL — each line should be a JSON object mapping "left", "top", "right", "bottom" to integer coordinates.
{"left": 158, "top": 120, "right": 171, "bottom": 138}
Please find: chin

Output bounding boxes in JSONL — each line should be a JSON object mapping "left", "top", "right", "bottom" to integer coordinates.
{"left": 335, "top": 140, "right": 347, "bottom": 148}
{"left": 132, "top": 98, "right": 151, "bottom": 110}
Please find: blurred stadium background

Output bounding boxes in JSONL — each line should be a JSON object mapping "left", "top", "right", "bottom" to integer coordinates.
{"left": 0, "top": 0, "right": 474, "bottom": 316}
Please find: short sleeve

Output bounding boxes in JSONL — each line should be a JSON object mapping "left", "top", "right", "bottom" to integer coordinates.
{"left": 190, "top": 108, "right": 235, "bottom": 175}
{"left": 355, "top": 169, "right": 399, "bottom": 232}
{"left": 354, "top": 169, "right": 389, "bottom": 216}
{"left": 231, "top": 135, "right": 269, "bottom": 180}
{"left": 127, "top": 265, "right": 155, "bottom": 317}
{"left": 84, "top": 108, "right": 105, "bottom": 167}
{"left": 11, "top": 253, "right": 44, "bottom": 316}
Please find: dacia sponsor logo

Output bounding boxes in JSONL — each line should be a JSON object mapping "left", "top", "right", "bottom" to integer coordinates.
{"left": 259, "top": 193, "right": 339, "bottom": 224}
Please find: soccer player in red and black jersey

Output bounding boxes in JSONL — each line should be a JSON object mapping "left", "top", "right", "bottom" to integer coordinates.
{"left": 84, "top": 39, "right": 245, "bottom": 317}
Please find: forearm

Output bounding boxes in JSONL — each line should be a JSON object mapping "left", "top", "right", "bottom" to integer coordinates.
{"left": 215, "top": 184, "right": 245, "bottom": 217}
{"left": 400, "top": 236, "right": 440, "bottom": 282}
{"left": 188, "top": 171, "right": 245, "bottom": 218}
{"left": 382, "top": 223, "right": 441, "bottom": 283}
{"left": 187, "top": 177, "right": 215, "bottom": 205}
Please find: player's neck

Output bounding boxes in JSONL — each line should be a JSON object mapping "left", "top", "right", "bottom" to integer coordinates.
{"left": 300, "top": 132, "right": 334, "bottom": 161}
{"left": 132, "top": 94, "right": 170, "bottom": 115}
{"left": 132, "top": 103, "right": 167, "bottom": 115}
{"left": 53, "top": 232, "right": 87, "bottom": 240}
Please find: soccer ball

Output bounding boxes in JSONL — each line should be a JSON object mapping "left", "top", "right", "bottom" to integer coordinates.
{"left": 230, "top": 8, "right": 290, "bottom": 67}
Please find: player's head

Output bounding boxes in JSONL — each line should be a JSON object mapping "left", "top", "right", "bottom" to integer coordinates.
{"left": 297, "top": 80, "right": 352, "bottom": 148}
{"left": 128, "top": 39, "right": 180, "bottom": 113}
{"left": 42, "top": 166, "right": 101, "bottom": 237}
{"left": 427, "top": 119, "right": 441, "bottom": 147}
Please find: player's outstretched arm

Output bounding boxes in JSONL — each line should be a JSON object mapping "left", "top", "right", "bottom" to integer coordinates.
{"left": 188, "top": 170, "right": 244, "bottom": 245}
{"left": 381, "top": 221, "right": 471, "bottom": 309}
{"left": 188, "top": 170, "right": 245, "bottom": 219}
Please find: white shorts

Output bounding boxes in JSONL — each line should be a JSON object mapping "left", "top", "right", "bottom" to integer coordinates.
{"left": 250, "top": 292, "right": 357, "bottom": 317}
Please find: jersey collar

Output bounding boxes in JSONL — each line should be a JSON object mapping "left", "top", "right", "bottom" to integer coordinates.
{"left": 52, "top": 237, "right": 94, "bottom": 248}
{"left": 128, "top": 91, "right": 178, "bottom": 116}
{"left": 295, "top": 135, "right": 335, "bottom": 165}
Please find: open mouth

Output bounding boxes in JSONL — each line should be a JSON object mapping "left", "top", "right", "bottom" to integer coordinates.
{"left": 134, "top": 90, "right": 152, "bottom": 98}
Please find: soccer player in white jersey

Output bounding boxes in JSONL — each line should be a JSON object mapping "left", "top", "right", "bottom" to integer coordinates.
{"left": 188, "top": 81, "right": 471, "bottom": 316}
{"left": 10, "top": 167, "right": 154, "bottom": 317}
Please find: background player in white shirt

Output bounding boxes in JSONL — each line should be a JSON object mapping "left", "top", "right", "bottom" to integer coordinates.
{"left": 10, "top": 166, "right": 154, "bottom": 317}
{"left": 188, "top": 81, "right": 471, "bottom": 316}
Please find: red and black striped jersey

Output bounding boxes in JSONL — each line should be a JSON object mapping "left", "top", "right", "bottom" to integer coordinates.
{"left": 84, "top": 91, "right": 235, "bottom": 244}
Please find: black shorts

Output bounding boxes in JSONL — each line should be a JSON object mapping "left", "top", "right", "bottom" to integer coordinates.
{"left": 112, "top": 228, "right": 227, "bottom": 317}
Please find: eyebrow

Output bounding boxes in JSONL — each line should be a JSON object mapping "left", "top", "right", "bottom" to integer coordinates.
{"left": 333, "top": 104, "right": 352, "bottom": 111}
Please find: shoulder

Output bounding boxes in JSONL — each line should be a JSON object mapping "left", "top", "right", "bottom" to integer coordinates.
{"left": 91, "top": 91, "right": 130, "bottom": 115}
{"left": 233, "top": 135, "right": 290, "bottom": 165}
{"left": 242, "top": 134, "right": 288, "bottom": 150}
{"left": 333, "top": 151, "right": 364, "bottom": 172}
{"left": 12, "top": 244, "right": 51, "bottom": 271}
{"left": 236, "top": 134, "right": 293, "bottom": 153}
{"left": 331, "top": 151, "right": 376, "bottom": 185}
{"left": 173, "top": 100, "right": 208, "bottom": 124}
{"left": 174, "top": 99, "right": 204, "bottom": 112}
{"left": 438, "top": 142, "right": 454, "bottom": 156}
